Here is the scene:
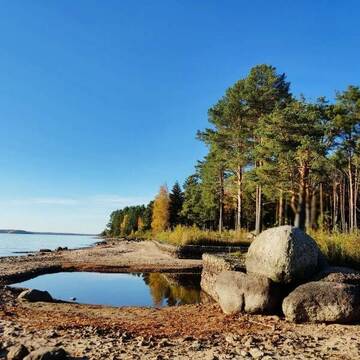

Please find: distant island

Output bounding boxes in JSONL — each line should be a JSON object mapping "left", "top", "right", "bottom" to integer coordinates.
{"left": 0, "top": 229, "right": 96, "bottom": 236}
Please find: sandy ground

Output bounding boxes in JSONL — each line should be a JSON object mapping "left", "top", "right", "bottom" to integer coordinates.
{"left": 0, "top": 241, "right": 202, "bottom": 285}
{"left": 1, "top": 240, "right": 360, "bottom": 359}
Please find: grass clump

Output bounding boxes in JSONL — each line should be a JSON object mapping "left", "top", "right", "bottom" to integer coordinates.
{"left": 310, "top": 230, "right": 360, "bottom": 269}
{"left": 155, "top": 225, "right": 251, "bottom": 247}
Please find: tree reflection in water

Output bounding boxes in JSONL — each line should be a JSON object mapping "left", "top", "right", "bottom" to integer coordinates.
{"left": 141, "top": 273, "right": 201, "bottom": 307}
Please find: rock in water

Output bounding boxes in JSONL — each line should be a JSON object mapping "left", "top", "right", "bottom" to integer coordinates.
{"left": 7, "top": 344, "right": 29, "bottom": 360}
{"left": 18, "top": 289, "right": 53, "bottom": 303}
{"left": 245, "top": 225, "right": 322, "bottom": 283}
{"left": 282, "top": 281, "right": 360, "bottom": 323}
{"left": 23, "top": 347, "right": 68, "bottom": 360}
{"left": 215, "top": 271, "right": 281, "bottom": 315}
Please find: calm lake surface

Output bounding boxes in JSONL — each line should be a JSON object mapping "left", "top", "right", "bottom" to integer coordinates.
{"left": 0, "top": 234, "right": 97, "bottom": 257}
{"left": 12, "top": 272, "right": 201, "bottom": 307}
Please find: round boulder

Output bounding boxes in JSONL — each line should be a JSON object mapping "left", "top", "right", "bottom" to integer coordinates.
{"left": 282, "top": 281, "right": 360, "bottom": 323}
{"left": 245, "top": 226, "right": 322, "bottom": 283}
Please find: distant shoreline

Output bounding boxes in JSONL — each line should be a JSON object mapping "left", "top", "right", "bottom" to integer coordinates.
{"left": 0, "top": 229, "right": 96, "bottom": 236}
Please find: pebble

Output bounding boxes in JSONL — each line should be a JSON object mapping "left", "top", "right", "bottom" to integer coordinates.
{"left": 249, "top": 348, "right": 264, "bottom": 359}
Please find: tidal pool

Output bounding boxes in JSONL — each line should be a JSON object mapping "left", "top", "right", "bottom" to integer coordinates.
{"left": 12, "top": 272, "right": 201, "bottom": 307}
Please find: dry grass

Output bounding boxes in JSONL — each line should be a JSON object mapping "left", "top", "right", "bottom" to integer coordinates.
{"left": 154, "top": 225, "right": 251, "bottom": 247}
{"left": 310, "top": 230, "right": 360, "bottom": 269}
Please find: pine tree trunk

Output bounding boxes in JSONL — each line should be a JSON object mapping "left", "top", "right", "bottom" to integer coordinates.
{"left": 310, "top": 190, "right": 316, "bottom": 229}
{"left": 236, "top": 166, "right": 242, "bottom": 230}
{"left": 218, "top": 169, "right": 224, "bottom": 233}
{"left": 348, "top": 157, "right": 354, "bottom": 232}
{"left": 305, "top": 186, "right": 311, "bottom": 231}
{"left": 255, "top": 185, "right": 262, "bottom": 234}
{"left": 284, "top": 196, "right": 288, "bottom": 225}
{"left": 279, "top": 190, "right": 283, "bottom": 226}
{"left": 319, "top": 183, "right": 324, "bottom": 229}
{"left": 294, "top": 164, "right": 307, "bottom": 230}
{"left": 354, "top": 165, "right": 358, "bottom": 230}
{"left": 340, "top": 179, "right": 347, "bottom": 232}
{"left": 332, "top": 180, "right": 339, "bottom": 231}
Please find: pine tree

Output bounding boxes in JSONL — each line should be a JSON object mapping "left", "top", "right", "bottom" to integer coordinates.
{"left": 256, "top": 98, "right": 329, "bottom": 230}
{"left": 169, "top": 181, "right": 184, "bottom": 228}
{"left": 244, "top": 64, "right": 292, "bottom": 234}
{"left": 143, "top": 201, "right": 154, "bottom": 230}
{"left": 333, "top": 86, "right": 360, "bottom": 231}
{"left": 181, "top": 174, "right": 205, "bottom": 227}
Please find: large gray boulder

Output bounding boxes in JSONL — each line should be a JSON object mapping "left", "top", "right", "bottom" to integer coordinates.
{"left": 18, "top": 289, "right": 53, "bottom": 303}
{"left": 246, "top": 226, "right": 322, "bottom": 283}
{"left": 214, "top": 271, "right": 281, "bottom": 315}
{"left": 23, "top": 347, "right": 68, "bottom": 360}
{"left": 282, "top": 281, "right": 360, "bottom": 323}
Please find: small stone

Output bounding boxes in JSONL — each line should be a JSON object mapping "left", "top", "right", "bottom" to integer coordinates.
{"left": 157, "top": 339, "right": 171, "bottom": 348}
{"left": 47, "top": 331, "right": 59, "bottom": 339}
{"left": 225, "top": 335, "right": 237, "bottom": 345}
{"left": 244, "top": 336, "right": 254, "bottom": 347}
{"left": 190, "top": 340, "right": 203, "bottom": 351}
{"left": 249, "top": 348, "right": 264, "bottom": 359}
{"left": 6, "top": 344, "right": 29, "bottom": 360}
{"left": 182, "top": 336, "right": 194, "bottom": 342}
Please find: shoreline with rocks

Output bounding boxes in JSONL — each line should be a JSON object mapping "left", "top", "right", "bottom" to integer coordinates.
{"left": 1, "top": 232, "right": 360, "bottom": 359}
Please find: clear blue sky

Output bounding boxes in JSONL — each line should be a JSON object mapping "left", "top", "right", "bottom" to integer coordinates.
{"left": 0, "top": 0, "right": 359, "bottom": 233}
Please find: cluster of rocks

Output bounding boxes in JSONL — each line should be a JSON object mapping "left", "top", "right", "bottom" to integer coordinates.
{"left": 5, "top": 344, "right": 69, "bottom": 360}
{"left": 38, "top": 247, "right": 68, "bottom": 254}
{"left": 203, "top": 225, "right": 360, "bottom": 323}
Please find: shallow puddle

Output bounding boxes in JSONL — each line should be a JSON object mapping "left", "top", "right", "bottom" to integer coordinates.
{"left": 12, "top": 272, "right": 201, "bottom": 307}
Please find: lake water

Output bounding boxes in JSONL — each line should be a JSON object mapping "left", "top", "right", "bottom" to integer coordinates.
{"left": 0, "top": 234, "right": 98, "bottom": 257}
{"left": 12, "top": 272, "right": 201, "bottom": 307}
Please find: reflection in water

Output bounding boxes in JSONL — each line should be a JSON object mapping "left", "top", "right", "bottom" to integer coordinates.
{"left": 143, "top": 273, "right": 201, "bottom": 307}
{"left": 12, "top": 271, "right": 203, "bottom": 307}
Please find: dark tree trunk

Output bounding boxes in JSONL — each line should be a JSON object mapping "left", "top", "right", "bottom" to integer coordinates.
{"left": 319, "top": 183, "right": 324, "bottom": 229}
{"left": 310, "top": 190, "right": 317, "bottom": 229}
{"left": 278, "top": 190, "right": 283, "bottom": 226}
{"left": 236, "top": 166, "right": 242, "bottom": 230}
{"left": 255, "top": 185, "right": 262, "bottom": 234}
{"left": 294, "top": 165, "right": 308, "bottom": 230}
{"left": 305, "top": 186, "right": 311, "bottom": 231}
{"left": 218, "top": 169, "right": 224, "bottom": 233}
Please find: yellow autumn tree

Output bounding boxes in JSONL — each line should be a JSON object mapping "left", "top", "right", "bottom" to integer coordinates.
{"left": 137, "top": 216, "right": 144, "bottom": 231}
{"left": 120, "top": 214, "right": 129, "bottom": 236}
{"left": 151, "top": 185, "right": 170, "bottom": 233}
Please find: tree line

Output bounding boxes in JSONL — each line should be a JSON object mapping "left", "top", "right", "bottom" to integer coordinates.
{"left": 105, "top": 64, "right": 360, "bottom": 236}
{"left": 104, "top": 182, "right": 184, "bottom": 237}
